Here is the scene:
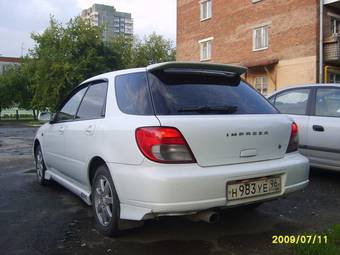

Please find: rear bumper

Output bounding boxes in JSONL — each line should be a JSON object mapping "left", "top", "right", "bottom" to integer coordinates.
{"left": 107, "top": 152, "right": 309, "bottom": 220}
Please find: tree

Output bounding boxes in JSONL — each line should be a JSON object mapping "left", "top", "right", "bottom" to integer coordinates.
{"left": 0, "top": 57, "right": 42, "bottom": 119}
{"left": 110, "top": 32, "right": 176, "bottom": 69}
{"left": 109, "top": 35, "right": 135, "bottom": 69}
{"left": 29, "top": 17, "right": 120, "bottom": 111}
{"left": 0, "top": 75, "right": 15, "bottom": 120}
{"left": 133, "top": 33, "right": 176, "bottom": 67}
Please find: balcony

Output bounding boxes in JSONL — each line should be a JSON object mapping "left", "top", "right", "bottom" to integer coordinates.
{"left": 324, "top": 35, "right": 340, "bottom": 64}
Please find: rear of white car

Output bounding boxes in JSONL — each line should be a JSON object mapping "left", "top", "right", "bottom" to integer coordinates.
{"left": 106, "top": 62, "right": 309, "bottom": 220}
{"left": 35, "top": 62, "right": 309, "bottom": 236}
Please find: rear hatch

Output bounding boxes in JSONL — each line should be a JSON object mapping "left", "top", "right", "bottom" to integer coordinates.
{"left": 147, "top": 62, "right": 291, "bottom": 167}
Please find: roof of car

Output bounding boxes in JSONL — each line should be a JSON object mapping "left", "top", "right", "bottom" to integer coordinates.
{"left": 80, "top": 67, "right": 146, "bottom": 85}
{"left": 269, "top": 83, "right": 340, "bottom": 97}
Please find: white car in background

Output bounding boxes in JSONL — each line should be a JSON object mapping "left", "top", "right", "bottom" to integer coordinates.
{"left": 34, "top": 62, "right": 309, "bottom": 236}
{"left": 268, "top": 84, "right": 340, "bottom": 171}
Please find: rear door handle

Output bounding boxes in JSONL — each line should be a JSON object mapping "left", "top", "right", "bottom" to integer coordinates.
{"left": 58, "top": 126, "right": 65, "bottom": 134}
{"left": 312, "top": 125, "right": 324, "bottom": 132}
{"left": 85, "top": 125, "right": 95, "bottom": 136}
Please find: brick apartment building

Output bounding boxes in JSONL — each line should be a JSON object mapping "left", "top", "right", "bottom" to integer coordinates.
{"left": 177, "top": 0, "right": 340, "bottom": 95}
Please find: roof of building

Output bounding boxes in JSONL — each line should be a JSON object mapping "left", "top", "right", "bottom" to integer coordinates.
{"left": 240, "top": 58, "right": 279, "bottom": 68}
{"left": 0, "top": 56, "right": 21, "bottom": 63}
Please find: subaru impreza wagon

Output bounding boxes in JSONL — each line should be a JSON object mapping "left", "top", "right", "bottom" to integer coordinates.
{"left": 34, "top": 62, "right": 309, "bottom": 236}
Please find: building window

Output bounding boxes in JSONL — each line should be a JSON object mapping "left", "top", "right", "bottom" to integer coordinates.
{"left": 200, "top": 0, "right": 212, "bottom": 21}
{"left": 254, "top": 77, "right": 268, "bottom": 95}
{"left": 253, "top": 26, "right": 269, "bottom": 51}
{"left": 330, "top": 16, "right": 340, "bottom": 36}
{"left": 199, "top": 37, "right": 213, "bottom": 61}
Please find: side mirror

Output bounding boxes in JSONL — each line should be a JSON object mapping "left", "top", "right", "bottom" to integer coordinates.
{"left": 38, "top": 112, "right": 52, "bottom": 123}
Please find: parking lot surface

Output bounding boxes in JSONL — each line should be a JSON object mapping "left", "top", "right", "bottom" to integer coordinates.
{"left": 0, "top": 124, "right": 339, "bottom": 255}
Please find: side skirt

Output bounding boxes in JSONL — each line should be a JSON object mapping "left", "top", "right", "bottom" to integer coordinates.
{"left": 45, "top": 170, "right": 92, "bottom": 206}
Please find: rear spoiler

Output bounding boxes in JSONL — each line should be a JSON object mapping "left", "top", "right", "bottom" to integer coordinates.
{"left": 147, "top": 62, "right": 248, "bottom": 77}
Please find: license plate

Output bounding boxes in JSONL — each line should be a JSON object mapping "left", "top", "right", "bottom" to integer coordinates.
{"left": 227, "top": 175, "right": 281, "bottom": 201}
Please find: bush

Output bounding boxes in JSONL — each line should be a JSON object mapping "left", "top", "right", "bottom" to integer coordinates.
{"left": 294, "top": 225, "right": 340, "bottom": 255}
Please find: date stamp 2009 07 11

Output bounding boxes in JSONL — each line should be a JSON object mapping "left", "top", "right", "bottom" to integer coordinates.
{"left": 272, "top": 235, "right": 328, "bottom": 245}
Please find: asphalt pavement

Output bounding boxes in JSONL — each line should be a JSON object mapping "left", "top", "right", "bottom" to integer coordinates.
{"left": 0, "top": 124, "right": 339, "bottom": 255}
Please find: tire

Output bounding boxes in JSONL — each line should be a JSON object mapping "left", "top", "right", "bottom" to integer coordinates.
{"left": 91, "top": 165, "right": 120, "bottom": 237}
{"left": 35, "top": 145, "right": 48, "bottom": 185}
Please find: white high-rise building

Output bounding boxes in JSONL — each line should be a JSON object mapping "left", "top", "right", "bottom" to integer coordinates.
{"left": 81, "top": 4, "right": 133, "bottom": 41}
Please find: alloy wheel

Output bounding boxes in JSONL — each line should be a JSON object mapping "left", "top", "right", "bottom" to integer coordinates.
{"left": 94, "top": 175, "right": 114, "bottom": 227}
{"left": 36, "top": 149, "right": 44, "bottom": 180}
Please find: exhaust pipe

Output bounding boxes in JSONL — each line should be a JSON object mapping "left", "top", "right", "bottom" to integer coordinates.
{"left": 187, "top": 211, "right": 220, "bottom": 224}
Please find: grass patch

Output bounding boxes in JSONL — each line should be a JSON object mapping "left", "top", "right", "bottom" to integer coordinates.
{"left": 294, "top": 225, "right": 340, "bottom": 255}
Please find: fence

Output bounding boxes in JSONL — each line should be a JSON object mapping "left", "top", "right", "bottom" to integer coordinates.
{"left": 0, "top": 108, "right": 34, "bottom": 120}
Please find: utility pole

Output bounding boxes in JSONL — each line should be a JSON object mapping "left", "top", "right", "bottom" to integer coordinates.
{"left": 319, "top": 0, "right": 324, "bottom": 83}
{"left": 21, "top": 42, "right": 25, "bottom": 57}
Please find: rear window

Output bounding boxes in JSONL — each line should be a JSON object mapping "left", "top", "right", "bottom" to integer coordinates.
{"left": 115, "top": 72, "right": 154, "bottom": 115}
{"left": 147, "top": 71, "right": 278, "bottom": 115}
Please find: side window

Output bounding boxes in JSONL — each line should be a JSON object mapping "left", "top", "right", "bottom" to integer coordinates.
{"left": 274, "top": 89, "right": 310, "bottom": 115}
{"left": 76, "top": 82, "right": 108, "bottom": 119}
{"left": 56, "top": 87, "right": 87, "bottom": 121}
{"left": 115, "top": 72, "right": 154, "bottom": 115}
{"left": 315, "top": 88, "right": 340, "bottom": 117}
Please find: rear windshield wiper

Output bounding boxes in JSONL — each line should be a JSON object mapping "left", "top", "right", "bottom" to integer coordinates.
{"left": 178, "top": 105, "right": 238, "bottom": 114}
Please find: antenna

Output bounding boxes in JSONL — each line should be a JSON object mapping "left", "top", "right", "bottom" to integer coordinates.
{"left": 21, "top": 42, "right": 25, "bottom": 57}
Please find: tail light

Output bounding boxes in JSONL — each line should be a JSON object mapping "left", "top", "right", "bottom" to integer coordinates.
{"left": 286, "top": 122, "right": 299, "bottom": 153}
{"left": 135, "top": 127, "right": 196, "bottom": 163}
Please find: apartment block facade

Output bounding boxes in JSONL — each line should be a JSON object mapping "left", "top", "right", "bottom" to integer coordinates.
{"left": 81, "top": 4, "right": 133, "bottom": 42}
{"left": 177, "top": 0, "right": 340, "bottom": 95}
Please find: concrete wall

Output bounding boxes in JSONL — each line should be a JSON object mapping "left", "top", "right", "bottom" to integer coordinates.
{"left": 275, "top": 56, "right": 317, "bottom": 90}
{"left": 245, "top": 56, "right": 317, "bottom": 93}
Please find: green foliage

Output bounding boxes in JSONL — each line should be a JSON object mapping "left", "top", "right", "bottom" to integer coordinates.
{"left": 293, "top": 225, "right": 340, "bottom": 255}
{"left": 29, "top": 17, "right": 120, "bottom": 110}
{"left": 110, "top": 32, "right": 176, "bottom": 68}
{"left": 0, "top": 72, "right": 15, "bottom": 111}
{"left": 0, "top": 64, "right": 30, "bottom": 114}
{"left": 133, "top": 33, "right": 176, "bottom": 67}
{"left": 109, "top": 35, "right": 135, "bottom": 69}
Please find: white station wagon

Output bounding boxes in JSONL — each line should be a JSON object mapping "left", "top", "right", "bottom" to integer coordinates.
{"left": 34, "top": 62, "right": 309, "bottom": 236}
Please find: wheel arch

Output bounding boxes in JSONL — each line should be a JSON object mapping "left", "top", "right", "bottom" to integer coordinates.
{"left": 33, "top": 139, "right": 41, "bottom": 155}
{"left": 88, "top": 156, "right": 108, "bottom": 186}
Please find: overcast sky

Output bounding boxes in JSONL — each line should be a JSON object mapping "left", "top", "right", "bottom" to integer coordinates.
{"left": 0, "top": 0, "right": 177, "bottom": 57}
